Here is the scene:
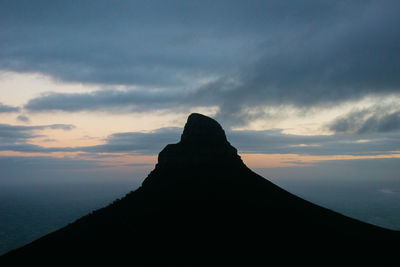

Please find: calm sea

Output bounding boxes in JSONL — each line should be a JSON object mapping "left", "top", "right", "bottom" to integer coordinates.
{"left": 2, "top": 176, "right": 400, "bottom": 256}
{"left": 0, "top": 182, "right": 139, "bottom": 255}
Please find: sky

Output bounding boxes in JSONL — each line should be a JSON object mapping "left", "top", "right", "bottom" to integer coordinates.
{"left": 1, "top": 1, "right": 400, "bottom": 228}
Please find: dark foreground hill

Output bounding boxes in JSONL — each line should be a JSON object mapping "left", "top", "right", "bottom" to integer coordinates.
{"left": 2, "top": 113, "right": 399, "bottom": 264}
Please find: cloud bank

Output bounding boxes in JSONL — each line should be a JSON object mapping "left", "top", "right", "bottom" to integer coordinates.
{"left": 1, "top": 0, "right": 398, "bottom": 125}
{"left": 1, "top": 124, "right": 399, "bottom": 157}
{"left": 0, "top": 103, "right": 20, "bottom": 113}
{"left": 328, "top": 108, "right": 400, "bottom": 134}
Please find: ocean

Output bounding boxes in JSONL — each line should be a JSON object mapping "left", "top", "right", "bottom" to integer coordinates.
{"left": 0, "top": 181, "right": 139, "bottom": 255}
{"left": 1, "top": 175, "right": 400, "bottom": 256}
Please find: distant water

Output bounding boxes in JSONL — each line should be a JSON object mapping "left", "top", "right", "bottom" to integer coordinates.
{"left": 2, "top": 176, "right": 400, "bottom": 256}
{"left": 0, "top": 181, "right": 139, "bottom": 255}
{"left": 267, "top": 175, "right": 400, "bottom": 232}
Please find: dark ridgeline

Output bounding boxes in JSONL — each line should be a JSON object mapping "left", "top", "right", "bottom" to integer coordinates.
{"left": 2, "top": 113, "right": 399, "bottom": 264}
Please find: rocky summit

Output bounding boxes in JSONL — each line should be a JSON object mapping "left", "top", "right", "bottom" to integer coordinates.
{"left": 156, "top": 113, "right": 240, "bottom": 167}
{"left": 2, "top": 113, "right": 399, "bottom": 264}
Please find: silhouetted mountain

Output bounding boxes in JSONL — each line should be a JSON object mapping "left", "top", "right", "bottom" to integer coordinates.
{"left": 2, "top": 113, "right": 399, "bottom": 264}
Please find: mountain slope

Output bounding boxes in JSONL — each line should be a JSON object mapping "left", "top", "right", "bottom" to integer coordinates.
{"left": 2, "top": 113, "right": 398, "bottom": 263}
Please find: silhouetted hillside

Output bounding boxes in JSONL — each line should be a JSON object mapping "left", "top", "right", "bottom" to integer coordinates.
{"left": 2, "top": 113, "right": 399, "bottom": 264}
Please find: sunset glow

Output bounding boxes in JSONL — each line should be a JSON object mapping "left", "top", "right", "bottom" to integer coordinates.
{"left": 1, "top": 2, "right": 400, "bottom": 251}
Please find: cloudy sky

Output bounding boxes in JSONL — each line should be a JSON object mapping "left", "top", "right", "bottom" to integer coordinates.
{"left": 1, "top": 0, "right": 400, "bottom": 199}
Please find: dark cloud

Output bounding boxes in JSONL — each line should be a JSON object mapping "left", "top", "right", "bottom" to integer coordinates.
{"left": 46, "top": 124, "right": 75, "bottom": 130}
{"left": 0, "top": 103, "right": 20, "bottom": 113}
{"left": 0, "top": 123, "right": 75, "bottom": 144}
{"left": 328, "top": 108, "right": 400, "bottom": 134}
{"left": 1, "top": 0, "right": 257, "bottom": 86}
{"left": 199, "top": 0, "right": 400, "bottom": 122}
{"left": 2, "top": 1, "right": 399, "bottom": 121}
{"left": 16, "top": 115, "right": 30, "bottom": 123}
{"left": 358, "top": 111, "right": 400, "bottom": 134}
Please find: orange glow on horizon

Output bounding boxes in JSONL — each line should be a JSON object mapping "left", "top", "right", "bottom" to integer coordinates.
{"left": 239, "top": 153, "right": 400, "bottom": 168}
{"left": 2, "top": 149, "right": 400, "bottom": 171}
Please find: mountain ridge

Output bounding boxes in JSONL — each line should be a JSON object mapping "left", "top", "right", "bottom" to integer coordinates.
{"left": 2, "top": 113, "right": 399, "bottom": 264}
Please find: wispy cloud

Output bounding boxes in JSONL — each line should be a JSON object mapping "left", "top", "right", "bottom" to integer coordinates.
{"left": 24, "top": 90, "right": 184, "bottom": 112}
{"left": 16, "top": 115, "right": 30, "bottom": 123}
{"left": 0, "top": 103, "right": 20, "bottom": 113}
{"left": 0, "top": 123, "right": 75, "bottom": 144}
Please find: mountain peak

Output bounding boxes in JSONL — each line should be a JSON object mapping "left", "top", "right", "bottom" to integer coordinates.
{"left": 3, "top": 112, "right": 399, "bottom": 263}
{"left": 152, "top": 113, "right": 240, "bottom": 172}
{"left": 180, "top": 113, "right": 227, "bottom": 145}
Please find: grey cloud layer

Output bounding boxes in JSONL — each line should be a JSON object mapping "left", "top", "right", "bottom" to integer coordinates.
{"left": 328, "top": 108, "right": 400, "bottom": 134}
{"left": 0, "top": 125, "right": 181, "bottom": 154}
{"left": 1, "top": 0, "right": 254, "bottom": 86}
{"left": 82, "top": 127, "right": 181, "bottom": 154}
{"left": 3, "top": 0, "right": 400, "bottom": 120}
{"left": 229, "top": 130, "right": 400, "bottom": 156}
{"left": 25, "top": 90, "right": 183, "bottom": 112}
{"left": 0, "top": 103, "right": 20, "bottom": 113}
{"left": 0, "top": 123, "right": 75, "bottom": 144}
{"left": 1, "top": 124, "right": 399, "bottom": 157}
